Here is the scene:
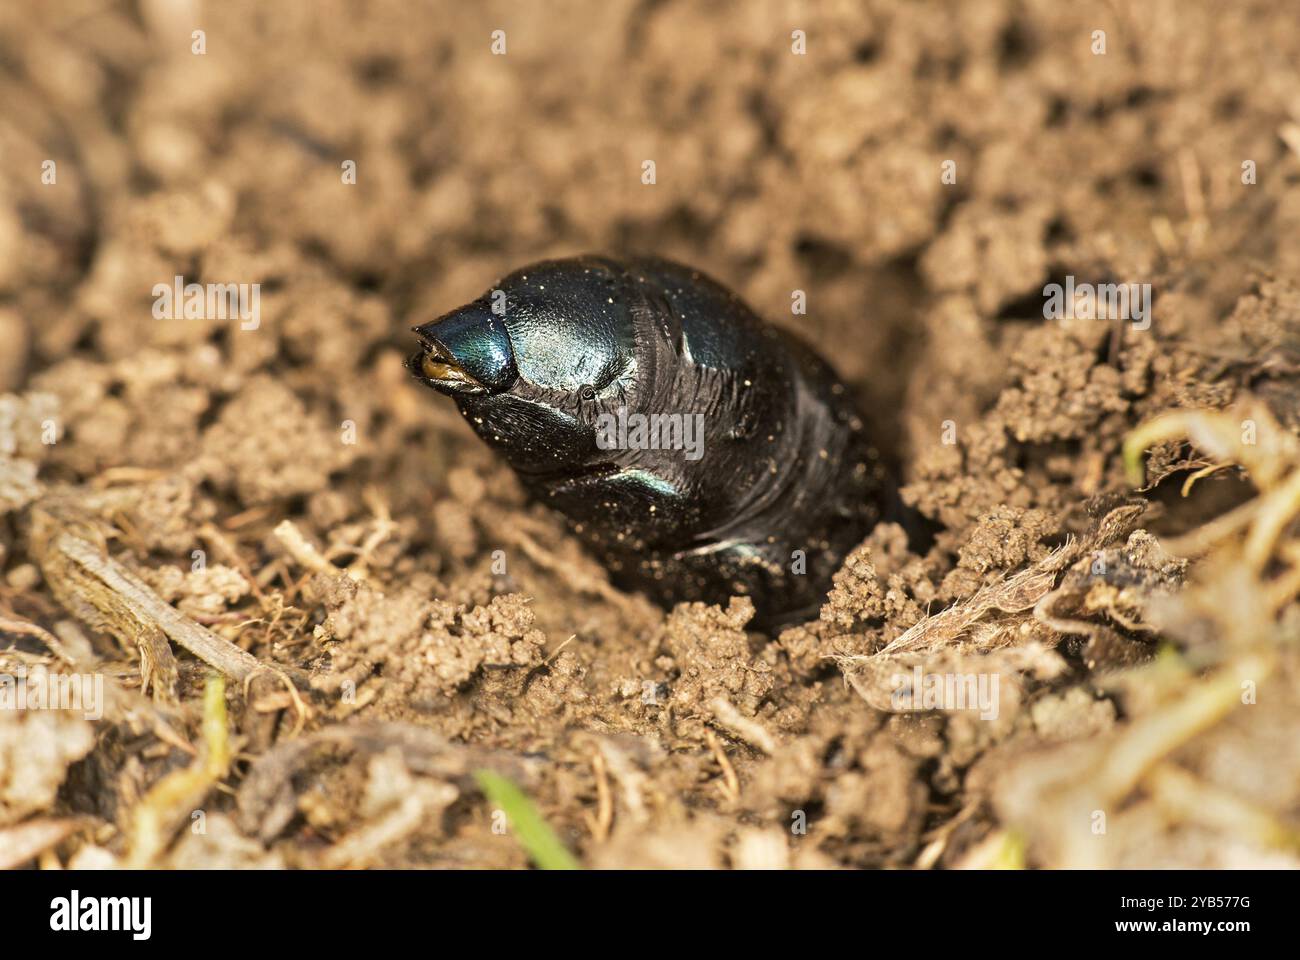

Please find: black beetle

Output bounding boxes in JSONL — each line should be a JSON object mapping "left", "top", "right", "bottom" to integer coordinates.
{"left": 408, "top": 255, "right": 893, "bottom": 628}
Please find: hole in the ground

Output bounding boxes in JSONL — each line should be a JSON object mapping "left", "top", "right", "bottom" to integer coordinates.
{"left": 792, "top": 234, "right": 855, "bottom": 279}
{"left": 1144, "top": 469, "right": 1255, "bottom": 540}
{"left": 853, "top": 39, "right": 880, "bottom": 64}
{"left": 997, "top": 19, "right": 1035, "bottom": 70}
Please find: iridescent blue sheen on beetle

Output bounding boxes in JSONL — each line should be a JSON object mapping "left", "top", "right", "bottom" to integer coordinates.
{"left": 408, "top": 255, "right": 892, "bottom": 628}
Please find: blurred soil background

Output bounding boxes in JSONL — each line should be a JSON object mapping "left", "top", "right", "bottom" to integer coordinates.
{"left": 1, "top": 0, "right": 1299, "bottom": 868}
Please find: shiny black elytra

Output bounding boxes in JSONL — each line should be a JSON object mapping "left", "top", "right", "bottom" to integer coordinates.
{"left": 408, "top": 255, "right": 891, "bottom": 629}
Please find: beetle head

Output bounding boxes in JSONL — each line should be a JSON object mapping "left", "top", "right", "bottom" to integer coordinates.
{"left": 409, "top": 257, "right": 646, "bottom": 474}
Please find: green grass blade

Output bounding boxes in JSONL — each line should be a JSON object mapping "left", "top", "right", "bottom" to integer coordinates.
{"left": 474, "top": 769, "right": 580, "bottom": 870}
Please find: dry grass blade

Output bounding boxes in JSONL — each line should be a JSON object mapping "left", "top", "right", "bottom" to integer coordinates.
{"left": 874, "top": 554, "right": 1065, "bottom": 660}
{"left": 0, "top": 817, "right": 83, "bottom": 870}
{"left": 29, "top": 502, "right": 307, "bottom": 689}
{"left": 126, "top": 675, "right": 232, "bottom": 867}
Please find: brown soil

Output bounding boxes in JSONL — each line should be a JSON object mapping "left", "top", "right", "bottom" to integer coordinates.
{"left": 2, "top": 0, "right": 1299, "bottom": 869}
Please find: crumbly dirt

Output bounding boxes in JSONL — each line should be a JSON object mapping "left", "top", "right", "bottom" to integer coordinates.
{"left": 2, "top": 0, "right": 1300, "bottom": 869}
